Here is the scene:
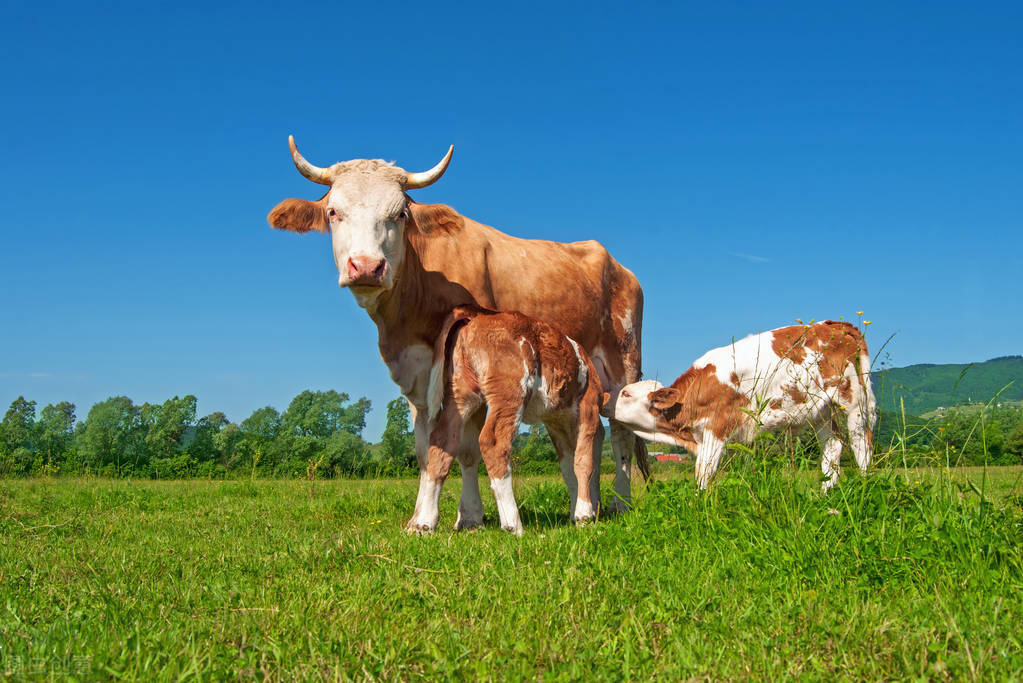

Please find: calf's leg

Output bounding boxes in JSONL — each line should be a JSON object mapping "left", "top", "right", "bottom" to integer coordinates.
{"left": 478, "top": 407, "right": 523, "bottom": 536}
{"left": 454, "top": 411, "right": 487, "bottom": 531}
{"left": 694, "top": 435, "right": 726, "bottom": 489}
{"left": 816, "top": 421, "right": 843, "bottom": 493}
{"left": 408, "top": 402, "right": 462, "bottom": 533}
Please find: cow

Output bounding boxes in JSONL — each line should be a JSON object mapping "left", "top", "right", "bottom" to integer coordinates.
{"left": 613, "top": 321, "right": 876, "bottom": 491}
{"left": 267, "top": 137, "right": 649, "bottom": 530}
{"left": 409, "top": 306, "right": 606, "bottom": 535}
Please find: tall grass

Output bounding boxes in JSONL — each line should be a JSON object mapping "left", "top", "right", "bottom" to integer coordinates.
{"left": 2, "top": 454, "right": 1021, "bottom": 679}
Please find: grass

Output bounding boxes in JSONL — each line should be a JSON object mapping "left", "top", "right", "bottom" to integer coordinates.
{"left": 2, "top": 464, "right": 1022, "bottom": 680}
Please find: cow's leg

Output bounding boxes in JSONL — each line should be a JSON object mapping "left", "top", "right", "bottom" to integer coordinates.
{"left": 608, "top": 420, "right": 635, "bottom": 511}
{"left": 478, "top": 406, "right": 523, "bottom": 535}
{"left": 694, "top": 435, "right": 725, "bottom": 489}
{"left": 407, "top": 400, "right": 433, "bottom": 529}
{"left": 408, "top": 402, "right": 462, "bottom": 533}
{"left": 590, "top": 422, "right": 604, "bottom": 513}
{"left": 817, "top": 421, "right": 843, "bottom": 493}
{"left": 546, "top": 420, "right": 579, "bottom": 519}
{"left": 454, "top": 411, "right": 486, "bottom": 531}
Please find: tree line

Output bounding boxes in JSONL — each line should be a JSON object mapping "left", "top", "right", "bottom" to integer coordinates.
{"left": 0, "top": 391, "right": 416, "bottom": 479}
{"left": 2, "top": 393, "right": 1021, "bottom": 479}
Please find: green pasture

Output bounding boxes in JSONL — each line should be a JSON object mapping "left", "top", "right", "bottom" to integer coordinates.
{"left": 2, "top": 464, "right": 1022, "bottom": 680}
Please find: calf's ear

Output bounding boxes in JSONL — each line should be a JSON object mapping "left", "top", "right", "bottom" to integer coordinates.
{"left": 649, "top": 388, "right": 682, "bottom": 420}
{"left": 267, "top": 196, "right": 329, "bottom": 234}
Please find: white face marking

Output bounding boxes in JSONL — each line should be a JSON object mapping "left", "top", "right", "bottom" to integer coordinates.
{"left": 612, "top": 379, "right": 663, "bottom": 433}
{"left": 326, "top": 173, "right": 409, "bottom": 298}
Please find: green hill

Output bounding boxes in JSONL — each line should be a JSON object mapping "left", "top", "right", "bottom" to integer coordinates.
{"left": 871, "top": 355, "right": 1023, "bottom": 415}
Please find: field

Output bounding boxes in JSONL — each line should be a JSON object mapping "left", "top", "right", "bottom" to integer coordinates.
{"left": 2, "top": 464, "right": 1022, "bottom": 680}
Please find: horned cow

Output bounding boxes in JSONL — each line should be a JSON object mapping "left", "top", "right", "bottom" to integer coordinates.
{"left": 614, "top": 321, "right": 877, "bottom": 491}
{"left": 268, "top": 138, "right": 649, "bottom": 531}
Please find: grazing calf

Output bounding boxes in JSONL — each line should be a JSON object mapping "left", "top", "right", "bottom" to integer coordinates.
{"left": 409, "top": 306, "right": 605, "bottom": 535}
{"left": 614, "top": 321, "right": 877, "bottom": 491}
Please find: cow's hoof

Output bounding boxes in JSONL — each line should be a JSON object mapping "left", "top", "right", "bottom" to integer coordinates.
{"left": 607, "top": 499, "right": 632, "bottom": 514}
{"left": 502, "top": 524, "right": 524, "bottom": 537}
{"left": 405, "top": 522, "right": 435, "bottom": 535}
{"left": 453, "top": 516, "right": 485, "bottom": 532}
{"left": 574, "top": 514, "right": 596, "bottom": 527}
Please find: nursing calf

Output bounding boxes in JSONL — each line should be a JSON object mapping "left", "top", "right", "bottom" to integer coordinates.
{"left": 614, "top": 321, "right": 876, "bottom": 491}
{"left": 410, "top": 306, "right": 605, "bottom": 535}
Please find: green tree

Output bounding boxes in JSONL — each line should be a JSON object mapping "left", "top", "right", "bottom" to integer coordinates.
{"left": 142, "top": 395, "right": 197, "bottom": 462}
{"left": 36, "top": 401, "right": 76, "bottom": 469}
{"left": 240, "top": 406, "right": 282, "bottom": 471}
{"left": 281, "top": 390, "right": 371, "bottom": 439}
{"left": 80, "top": 397, "right": 143, "bottom": 475}
{"left": 1005, "top": 420, "right": 1023, "bottom": 464}
{"left": 512, "top": 423, "right": 559, "bottom": 474}
{"left": 1, "top": 396, "right": 37, "bottom": 454}
{"left": 379, "top": 397, "right": 416, "bottom": 472}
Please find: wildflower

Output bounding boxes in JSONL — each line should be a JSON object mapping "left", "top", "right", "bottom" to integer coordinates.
{"left": 827, "top": 508, "right": 840, "bottom": 515}
{"left": 857, "top": 311, "right": 863, "bottom": 316}
{"left": 864, "top": 321, "right": 872, "bottom": 326}
{"left": 796, "top": 318, "right": 804, "bottom": 324}
{"left": 938, "top": 427, "right": 945, "bottom": 432}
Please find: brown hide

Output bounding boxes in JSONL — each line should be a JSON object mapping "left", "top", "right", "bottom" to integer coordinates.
{"left": 371, "top": 202, "right": 643, "bottom": 395}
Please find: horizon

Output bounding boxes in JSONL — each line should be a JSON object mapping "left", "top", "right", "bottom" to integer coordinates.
{"left": 3, "top": 2, "right": 1021, "bottom": 439}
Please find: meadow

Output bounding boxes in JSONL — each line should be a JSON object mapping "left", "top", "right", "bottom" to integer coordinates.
{"left": 2, "top": 462, "right": 1022, "bottom": 680}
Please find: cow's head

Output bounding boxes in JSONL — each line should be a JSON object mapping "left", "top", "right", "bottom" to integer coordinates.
{"left": 613, "top": 380, "right": 689, "bottom": 448}
{"left": 268, "top": 136, "right": 453, "bottom": 306}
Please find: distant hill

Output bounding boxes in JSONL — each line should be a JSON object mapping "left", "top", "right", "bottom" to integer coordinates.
{"left": 871, "top": 356, "right": 1023, "bottom": 415}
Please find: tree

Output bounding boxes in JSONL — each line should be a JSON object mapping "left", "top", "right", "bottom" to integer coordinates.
{"left": 379, "top": 397, "right": 416, "bottom": 471}
{"left": 142, "top": 395, "right": 197, "bottom": 462}
{"left": 79, "top": 397, "right": 143, "bottom": 474}
{"left": 281, "top": 390, "right": 371, "bottom": 439}
{"left": 36, "top": 402, "right": 76, "bottom": 468}
{"left": 240, "top": 406, "right": 282, "bottom": 471}
{"left": 1, "top": 396, "right": 37, "bottom": 458}
{"left": 1004, "top": 420, "right": 1023, "bottom": 464}
{"left": 512, "top": 423, "right": 559, "bottom": 474}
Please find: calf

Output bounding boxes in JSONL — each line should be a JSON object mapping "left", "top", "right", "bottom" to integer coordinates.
{"left": 614, "top": 321, "right": 876, "bottom": 491}
{"left": 409, "top": 306, "right": 605, "bottom": 535}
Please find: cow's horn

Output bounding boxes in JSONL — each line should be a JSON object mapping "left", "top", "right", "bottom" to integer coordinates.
{"left": 404, "top": 145, "right": 454, "bottom": 189}
{"left": 288, "top": 135, "right": 334, "bottom": 185}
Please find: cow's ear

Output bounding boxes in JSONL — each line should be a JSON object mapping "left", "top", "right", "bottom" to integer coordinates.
{"left": 649, "top": 388, "right": 682, "bottom": 420}
{"left": 409, "top": 202, "right": 464, "bottom": 235}
{"left": 267, "top": 196, "right": 328, "bottom": 234}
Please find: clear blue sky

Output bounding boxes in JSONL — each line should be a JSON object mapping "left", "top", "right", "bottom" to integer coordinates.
{"left": 2, "top": 2, "right": 1021, "bottom": 439}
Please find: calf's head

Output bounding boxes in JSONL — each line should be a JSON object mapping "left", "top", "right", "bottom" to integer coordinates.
{"left": 268, "top": 136, "right": 453, "bottom": 305}
{"left": 613, "top": 380, "right": 689, "bottom": 448}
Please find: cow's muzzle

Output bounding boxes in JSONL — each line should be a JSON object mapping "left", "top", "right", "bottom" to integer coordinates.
{"left": 345, "top": 256, "right": 387, "bottom": 288}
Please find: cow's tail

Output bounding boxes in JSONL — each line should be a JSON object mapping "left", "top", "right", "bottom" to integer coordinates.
{"left": 427, "top": 307, "right": 477, "bottom": 422}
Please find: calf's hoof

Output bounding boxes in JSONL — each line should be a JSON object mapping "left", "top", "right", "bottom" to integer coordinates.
{"left": 404, "top": 522, "right": 436, "bottom": 535}
{"left": 502, "top": 524, "right": 524, "bottom": 537}
{"left": 573, "top": 514, "right": 596, "bottom": 527}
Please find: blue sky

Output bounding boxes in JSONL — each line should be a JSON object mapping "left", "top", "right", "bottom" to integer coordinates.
{"left": 2, "top": 2, "right": 1021, "bottom": 439}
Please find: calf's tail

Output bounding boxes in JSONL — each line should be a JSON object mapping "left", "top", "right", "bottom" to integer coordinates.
{"left": 427, "top": 307, "right": 478, "bottom": 422}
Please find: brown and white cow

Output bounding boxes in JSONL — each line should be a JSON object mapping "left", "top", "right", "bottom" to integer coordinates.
{"left": 410, "top": 306, "right": 605, "bottom": 535}
{"left": 613, "top": 321, "right": 876, "bottom": 491}
{"left": 268, "top": 138, "right": 648, "bottom": 530}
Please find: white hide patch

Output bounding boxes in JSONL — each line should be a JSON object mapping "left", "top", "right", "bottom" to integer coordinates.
{"left": 567, "top": 337, "right": 587, "bottom": 386}
{"left": 388, "top": 343, "right": 434, "bottom": 404}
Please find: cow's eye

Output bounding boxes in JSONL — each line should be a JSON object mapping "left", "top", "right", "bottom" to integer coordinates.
{"left": 398, "top": 207, "right": 410, "bottom": 221}
{"left": 327, "top": 208, "right": 341, "bottom": 221}
{"left": 621, "top": 390, "right": 631, "bottom": 399}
